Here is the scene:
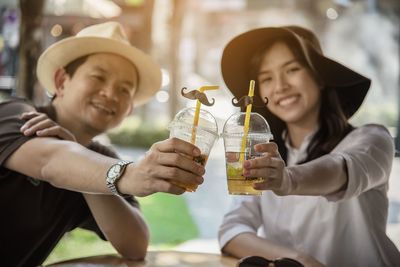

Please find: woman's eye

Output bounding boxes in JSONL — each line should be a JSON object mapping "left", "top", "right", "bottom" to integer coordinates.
{"left": 287, "top": 66, "right": 301, "bottom": 74}
{"left": 259, "top": 77, "right": 272, "bottom": 84}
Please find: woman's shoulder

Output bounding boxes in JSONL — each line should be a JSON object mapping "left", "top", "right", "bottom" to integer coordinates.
{"left": 340, "top": 123, "right": 394, "bottom": 151}
{"left": 350, "top": 123, "right": 392, "bottom": 138}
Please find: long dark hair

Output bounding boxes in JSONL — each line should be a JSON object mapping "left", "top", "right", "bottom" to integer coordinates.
{"left": 250, "top": 36, "right": 353, "bottom": 164}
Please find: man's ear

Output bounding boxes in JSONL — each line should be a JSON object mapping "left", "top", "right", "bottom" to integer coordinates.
{"left": 54, "top": 68, "right": 68, "bottom": 97}
{"left": 127, "top": 102, "right": 134, "bottom": 115}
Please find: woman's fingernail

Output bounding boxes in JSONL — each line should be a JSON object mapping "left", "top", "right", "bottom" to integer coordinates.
{"left": 20, "top": 125, "right": 26, "bottom": 131}
{"left": 196, "top": 176, "right": 204, "bottom": 184}
{"left": 198, "top": 166, "right": 205, "bottom": 175}
{"left": 243, "top": 161, "right": 250, "bottom": 168}
{"left": 193, "top": 148, "right": 201, "bottom": 156}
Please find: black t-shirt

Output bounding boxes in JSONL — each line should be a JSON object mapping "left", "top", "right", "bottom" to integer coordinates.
{"left": 0, "top": 98, "right": 139, "bottom": 267}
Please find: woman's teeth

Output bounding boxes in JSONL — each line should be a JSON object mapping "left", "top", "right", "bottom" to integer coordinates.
{"left": 279, "top": 95, "right": 298, "bottom": 107}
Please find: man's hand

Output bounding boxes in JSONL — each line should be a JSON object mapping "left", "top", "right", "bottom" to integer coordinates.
{"left": 119, "top": 137, "right": 205, "bottom": 196}
{"left": 20, "top": 111, "right": 76, "bottom": 142}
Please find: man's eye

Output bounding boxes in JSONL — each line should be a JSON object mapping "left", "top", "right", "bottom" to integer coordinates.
{"left": 91, "top": 75, "right": 104, "bottom": 82}
{"left": 118, "top": 87, "right": 130, "bottom": 94}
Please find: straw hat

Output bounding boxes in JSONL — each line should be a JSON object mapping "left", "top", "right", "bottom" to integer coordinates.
{"left": 221, "top": 26, "right": 371, "bottom": 118}
{"left": 37, "top": 21, "right": 162, "bottom": 106}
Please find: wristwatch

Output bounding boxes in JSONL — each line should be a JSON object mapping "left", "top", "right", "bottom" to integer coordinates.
{"left": 106, "top": 160, "right": 133, "bottom": 197}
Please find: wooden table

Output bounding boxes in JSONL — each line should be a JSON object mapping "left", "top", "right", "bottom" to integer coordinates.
{"left": 46, "top": 250, "right": 238, "bottom": 267}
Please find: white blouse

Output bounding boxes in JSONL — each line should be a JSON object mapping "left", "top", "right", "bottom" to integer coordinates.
{"left": 218, "top": 124, "right": 400, "bottom": 267}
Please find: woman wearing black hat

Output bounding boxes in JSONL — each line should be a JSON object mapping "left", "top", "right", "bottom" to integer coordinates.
{"left": 218, "top": 26, "right": 400, "bottom": 267}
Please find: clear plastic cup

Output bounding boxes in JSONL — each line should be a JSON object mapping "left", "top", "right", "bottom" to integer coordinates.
{"left": 222, "top": 112, "right": 272, "bottom": 196}
{"left": 168, "top": 107, "right": 219, "bottom": 191}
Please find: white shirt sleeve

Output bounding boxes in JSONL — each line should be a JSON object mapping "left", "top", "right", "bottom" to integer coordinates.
{"left": 218, "top": 196, "right": 263, "bottom": 249}
{"left": 327, "top": 124, "right": 394, "bottom": 201}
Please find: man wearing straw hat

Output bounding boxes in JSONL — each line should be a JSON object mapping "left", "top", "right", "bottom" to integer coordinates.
{"left": 0, "top": 21, "right": 205, "bottom": 266}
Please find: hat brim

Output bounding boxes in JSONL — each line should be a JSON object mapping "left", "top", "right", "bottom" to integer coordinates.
{"left": 37, "top": 36, "right": 162, "bottom": 106}
{"left": 221, "top": 27, "right": 371, "bottom": 118}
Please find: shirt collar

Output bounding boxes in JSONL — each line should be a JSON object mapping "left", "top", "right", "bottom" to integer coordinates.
{"left": 283, "top": 127, "right": 318, "bottom": 166}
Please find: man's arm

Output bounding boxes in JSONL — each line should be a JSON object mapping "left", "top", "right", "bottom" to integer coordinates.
{"left": 4, "top": 137, "right": 205, "bottom": 196}
{"left": 16, "top": 112, "right": 151, "bottom": 260}
{"left": 84, "top": 194, "right": 149, "bottom": 260}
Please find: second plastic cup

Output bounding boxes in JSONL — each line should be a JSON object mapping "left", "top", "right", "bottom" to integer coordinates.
{"left": 222, "top": 112, "right": 272, "bottom": 196}
{"left": 168, "top": 107, "right": 219, "bottom": 191}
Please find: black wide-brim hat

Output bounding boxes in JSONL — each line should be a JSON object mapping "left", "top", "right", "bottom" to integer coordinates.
{"left": 221, "top": 26, "right": 371, "bottom": 119}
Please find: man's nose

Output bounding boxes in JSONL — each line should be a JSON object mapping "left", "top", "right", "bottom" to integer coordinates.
{"left": 100, "top": 84, "right": 118, "bottom": 101}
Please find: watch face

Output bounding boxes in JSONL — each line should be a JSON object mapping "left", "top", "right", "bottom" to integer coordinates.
{"left": 107, "top": 164, "right": 121, "bottom": 181}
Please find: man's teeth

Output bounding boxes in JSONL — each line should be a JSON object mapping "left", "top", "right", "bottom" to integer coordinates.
{"left": 279, "top": 96, "right": 298, "bottom": 106}
{"left": 93, "top": 103, "right": 113, "bottom": 114}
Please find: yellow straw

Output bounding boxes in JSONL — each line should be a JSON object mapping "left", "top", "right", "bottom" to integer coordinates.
{"left": 239, "top": 80, "right": 255, "bottom": 163}
{"left": 191, "top": 85, "right": 219, "bottom": 144}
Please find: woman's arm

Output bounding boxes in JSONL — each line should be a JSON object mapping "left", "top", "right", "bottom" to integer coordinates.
{"left": 20, "top": 111, "right": 76, "bottom": 141}
{"left": 219, "top": 197, "right": 325, "bottom": 267}
{"left": 223, "top": 232, "right": 297, "bottom": 258}
{"left": 245, "top": 125, "right": 394, "bottom": 197}
{"left": 242, "top": 142, "right": 346, "bottom": 196}
{"left": 224, "top": 233, "right": 326, "bottom": 267}
{"left": 280, "top": 153, "right": 348, "bottom": 196}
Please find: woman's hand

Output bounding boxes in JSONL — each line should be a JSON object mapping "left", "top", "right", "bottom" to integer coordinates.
{"left": 20, "top": 111, "right": 76, "bottom": 142}
{"left": 243, "top": 142, "right": 295, "bottom": 195}
{"left": 296, "top": 252, "right": 327, "bottom": 267}
{"left": 269, "top": 254, "right": 326, "bottom": 267}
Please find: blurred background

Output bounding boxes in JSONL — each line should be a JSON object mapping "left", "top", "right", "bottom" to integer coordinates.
{"left": 0, "top": 0, "right": 399, "bottom": 264}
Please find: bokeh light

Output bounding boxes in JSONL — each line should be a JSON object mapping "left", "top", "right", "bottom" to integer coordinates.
{"left": 156, "top": 91, "right": 169, "bottom": 103}
{"left": 50, "top": 24, "right": 63, "bottom": 37}
{"left": 326, "top": 8, "right": 339, "bottom": 20}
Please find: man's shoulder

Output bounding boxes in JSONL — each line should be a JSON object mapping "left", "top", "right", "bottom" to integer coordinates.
{"left": 0, "top": 97, "right": 36, "bottom": 115}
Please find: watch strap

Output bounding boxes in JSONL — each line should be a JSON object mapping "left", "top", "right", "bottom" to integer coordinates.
{"left": 106, "top": 160, "right": 133, "bottom": 197}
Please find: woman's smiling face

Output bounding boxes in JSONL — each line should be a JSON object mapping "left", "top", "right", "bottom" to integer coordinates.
{"left": 257, "top": 42, "right": 321, "bottom": 129}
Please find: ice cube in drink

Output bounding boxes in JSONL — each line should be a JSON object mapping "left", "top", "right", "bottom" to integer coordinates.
{"left": 225, "top": 152, "right": 263, "bottom": 195}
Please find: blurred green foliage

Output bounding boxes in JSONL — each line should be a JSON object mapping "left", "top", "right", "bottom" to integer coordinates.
{"left": 351, "top": 103, "right": 397, "bottom": 128}
{"left": 107, "top": 116, "right": 169, "bottom": 148}
{"left": 44, "top": 228, "right": 117, "bottom": 264}
{"left": 139, "top": 193, "right": 198, "bottom": 245}
{"left": 0, "top": 92, "right": 11, "bottom": 102}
